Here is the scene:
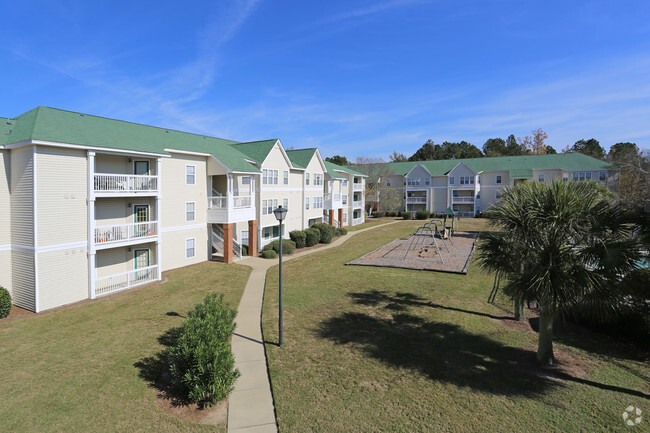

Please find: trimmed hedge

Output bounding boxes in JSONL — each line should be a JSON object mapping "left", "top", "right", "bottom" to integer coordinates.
{"left": 261, "top": 249, "right": 277, "bottom": 259}
{"left": 416, "top": 209, "right": 431, "bottom": 220}
{"left": 305, "top": 228, "right": 320, "bottom": 247}
{"left": 289, "top": 230, "right": 307, "bottom": 249}
{"left": 334, "top": 227, "right": 347, "bottom": 237}
{"left": 263, "top": 239, "right": 296, "bottom": 254}
{"left": 0, "top": 287, "right": 11, "bottom": 319}
{"left": 373, "top": 211, "right": 385, "bottom": 218}
{"left": 311, "top": 223, "right": 335, "bottom": 244}
{"left": 166, "top": 293, "right": 240, "bottom": 407}
{"left": 402, "top": 211, "right": 412, "bottom": 220}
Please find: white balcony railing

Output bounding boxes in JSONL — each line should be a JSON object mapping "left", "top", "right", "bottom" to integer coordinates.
{"left": 406, "top": 197, "right": 427, "bottom": 204}
{"left": 95, "top": 264, "right": 158, "bottom": 297}
{"left": 452, "top": 196, "right": 475, "bottom": 203}
{"left": 353, "top": 183, "right": 363, "bottom": 191}
{"left": 353, "top": 200, "right": 362, "bottom": 208}
{"left": 353, "top": 217, "right": 363, "bottom": 225}
{"left": 94, "top": 221, "right": 158, "bottom": 245}
{"left": 207, "top": 195, "right": 255, "bottom": 224}
{"left": 324, "top": 193, "right": 343, "bottom": 209}
{"left": 94, "top": 174, "right": 158, "bottom": 193}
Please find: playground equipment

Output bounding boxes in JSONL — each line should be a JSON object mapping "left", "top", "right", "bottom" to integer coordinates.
{"left": 402, "top": 223, "right": 450, "bottom": 263}
{"left": 423, "top": 220, "right": 450, "bottom": 253}
{"left": 442, "top": 207, "right": 457, "bottom": 239}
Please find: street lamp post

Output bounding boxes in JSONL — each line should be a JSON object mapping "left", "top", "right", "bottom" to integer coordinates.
{"left": 273, "top": 205, "right": 288, "bottom": 347}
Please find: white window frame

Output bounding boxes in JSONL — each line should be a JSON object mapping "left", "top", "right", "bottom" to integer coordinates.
{"left": 599, "top": 171, "right": 607, "bottom": 181}
{"left": 185, "top": 201, "right": 196, "bottom": 222}
{"left": 342, "top": 179, "right": 348, "bottom": 187}
{"left": 283, "top": 171, "right": 289, "bottom": 185}
{"left": 343, "top": 212, "right": 348, "bottom": 223}
{"left": 538, "top": 174, "right": 545, "bottom": 183}
{"left": 242, "top": 176, "right": 251, "bottom": 185}
{"left": 386, "top": 178, "right": 392, "bottom": 187}
{"left": 496, "top": 190, "right": 502, "bottom": 199}
{"left": 283, "top": 198, "right": 288, "bottom": 209}
{"left": 305, "top": 197, "right": 309, "bottom": 209}
{"left": 449, "top": 176, "right": 455, "bottom": 185}
{"left": 185, "top": 238, "right": 196, "bottom": 259}
{"left": 306, "top": 173, "right": 310, "bottom": 185}
{"left": 424, "top": 177, "right": 430, "bottom": 186}
{"left": 496, "top": 175, "right": 502, "bottom": 184}
{"left": 186, "top": 165, "right": 196, "bottom": 185}
{"left": 342, "top": 195, "right": 348, "bottom": 205}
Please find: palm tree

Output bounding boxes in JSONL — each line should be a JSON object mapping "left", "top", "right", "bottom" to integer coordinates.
{"left": 478, "top": 180, "right": 640, "bottom": 365}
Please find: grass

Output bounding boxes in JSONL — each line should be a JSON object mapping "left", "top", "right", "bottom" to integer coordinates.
{"left": 262, "top": 219, "right": 649, "bottom": 432}
{"left": 0, "top": 261, "right": 250, "bottom": 433}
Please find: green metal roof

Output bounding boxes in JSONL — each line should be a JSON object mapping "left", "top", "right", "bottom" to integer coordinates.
{"left": 323, "top": 161, "right": 346, "bottom": 179}
{"left": 286, "top": 148, "right": 317, "bottom": 169}
{"left": 377, "top": 153, "right": 613, "bottom": 177}
{"left": 0, "top": 106, "right": 260, "bottom": 173}
{"left": 325, "top": 160, "right": 368, "bottom": 177}
{"left": 229, "top": 139, "right": 279, "bottom": 165}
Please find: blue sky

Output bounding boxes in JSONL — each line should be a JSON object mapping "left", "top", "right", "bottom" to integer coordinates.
{"left": 2, "top": 0, "right": 649, "bottom": 159}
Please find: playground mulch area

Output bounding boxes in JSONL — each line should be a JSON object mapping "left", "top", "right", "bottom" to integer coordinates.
{"left": 346, "top": 231, "right": 479, "bottom": 274}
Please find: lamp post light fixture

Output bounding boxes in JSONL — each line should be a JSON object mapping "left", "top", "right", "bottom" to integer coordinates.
{"left": 273, "top": 205, "right": 288, "bottom": 347}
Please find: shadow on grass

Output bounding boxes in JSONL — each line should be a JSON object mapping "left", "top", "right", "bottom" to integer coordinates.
{"left": 134, "top": 326, "right": 192, "bottom": 407}
{"left": 350, "top": 290, "right": 515, "bottom": 320}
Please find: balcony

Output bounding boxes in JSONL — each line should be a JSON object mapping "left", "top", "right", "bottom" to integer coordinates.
{"left": 94, "top": 174, "right": 158, "bottom": 195}
{"left": 353, "top": 200, "right": 363, "bottom": 208}
{"left": 452, "top": 196, "right": 475, "bottom": 203}
{"left": 406, "top": 197, "right": 427, "bottom": 204}
{"left": 94, "top": 221, "right": 158, "bottom": 248}
{"left": 353, "top": 217, "right": 364, "bottom": 225}
{"left": 324, "top": 193, "right": 342, "bottom": 209}
{"left": 353, "top": 183, "right": 363, "bottom": 191}
{"left": 207, "top": 195, "right": 256, "bottom": 224}
{"left": 95, "top": 265, "right": 159, "bottom": 297}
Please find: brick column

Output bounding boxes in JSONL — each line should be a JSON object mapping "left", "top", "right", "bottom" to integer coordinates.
{"left": 338, "top": 208, "right": 343, "bottom": 227}
{"left": 248, "top": 220, "right": 258, "bottom": 256}
{"left": 223, "top": 223, "right": 234, "bottom": 264}
{"left": 328, "top": 209, "right": 335, "bottom": 226}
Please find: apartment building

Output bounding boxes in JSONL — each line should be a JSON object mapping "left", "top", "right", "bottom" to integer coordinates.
{"left": 377, "top": 153, "right": 615, "bottom": 216}
{"left": 0, "top": 106, "right": 366, "bottom": 312}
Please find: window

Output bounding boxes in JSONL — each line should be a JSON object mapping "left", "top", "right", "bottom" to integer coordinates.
{"left": 496, "top": 175, "right": 502, "bottom": 184}
{"left": 186, "top": 165, "right": 196, "bottom": 185}
{"left": 453, "top": 191, "right": 459, "bottom": 197}
{"left": 262, "top": 199, "right": 278, "bottom": 215}
{"left": 185, "top": 202, "right": 195, "bottom": 222}
{"left": 343, "top": 212, "right": 348, "bottom": 223}
{"left": 342, "top": 195, "right": 348, "bottom": 205}
{"left": 599, "top": 171, "right": 608, "bottom": 181}
{"left": 496, "top": 190, "right": 502, "bottom": 199}
{"left": 305, "top": 197, "right": 309, "bottom": 209}
{"left": 186, "top": 238, "right": 195, "bottom": 258}
{"left": 386, "top": 178, "right": 392, "bottom": 187}
{"left": 313, "top": 174, "right": 323, "bottom": 186}
{"left": 241, "top": 230, "right": 249, "bottom": 246}
{"left": 407, "top": 177, "right": 420, "bottom": 186}
{"left": 538, "top": 174, "right": 545, "bottom": 183}
{"left": 283, "top": 198, "right": 288, "bottom": 209}
{"left": 313, "top": 197, "right": 323, "bottom": 209}
{"left": 459, "top": 176, "right": 475, "bottom": 185}
{"left": 283, "top": 171, "right": 289, "bottom": 185}
{"left": 306, "top": 173, "right": 310, "bottom": 185}
{"left": 342, "top": 179, "right": 348, "bottom": 187}
{"left": 263, "top": 169, "right": 279, "bottom": 185}
{"left": 263, "top": 227, "right": 271, "bottom": 240}
{"left": 478, "top": 176, "right": 481, "bottom": 184}
{"left": 242, "top": 176, "right": 251, "bottom": 185}
{"left": 425, "top": 177, "right": 430, "bottom": 186}
{"left": 585, "top": 172, "right": 592, "bottom": 180}
{"left": 572, "top": 172, "right": 591, "bottom": 182}
{"left": 449, "top": 176, "right": 455, "bottom": 185}
{"left": 476, "top": 191, "right": 481, "bottom": 199}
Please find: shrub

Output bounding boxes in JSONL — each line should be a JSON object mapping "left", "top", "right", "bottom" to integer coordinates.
{"left": 305, "top": 228, "right": 320, "bottom": 247}
{"left": 0, "top": 287, "right": 11, "bottom": 319}
{"left": 416, "top": 209, "right": 430, "bottom": 220}
{"left": 402, "top": 211, "right": 412, "bottom": 220}
{"left": 335, "top": 227, "right": 348, "bottom": 237}
{"left": 311, "top": 223, "right": 335, "bottom": 244}
{"left": 289, "top": 230, "right": 307, "bottom": 249}
{"left": 373, "top": 211, "right": 385, "bottom": 218}
{"left": 263, "top": 239, "right": 296, "bottom": 254}
{"left": 261, "top": 249, "right": 277, "bottom": 259}
{"left": 166, "top": 293, "right": 240, "bottom": 407}
{"left": 241, "top": 244, "right": 248, "bottom": 256}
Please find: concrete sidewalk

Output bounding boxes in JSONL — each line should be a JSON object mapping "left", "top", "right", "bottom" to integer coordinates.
{"left": 227, "top": 222, "right": 397, "bottom": 433}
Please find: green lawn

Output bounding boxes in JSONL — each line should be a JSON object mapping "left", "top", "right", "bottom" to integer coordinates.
{"left": 0, "top": 261, "right": 250, "bottom": 433}
{"left": 262, "top": 219, "right": 649, "bottom": 432}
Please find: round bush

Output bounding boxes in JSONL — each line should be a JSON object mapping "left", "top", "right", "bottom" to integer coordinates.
{"left": 305, "top": 228, "right": 320, "bottom": 247}
{"left": 261, "top": 249, "right": 277, "bottom": 259}
{"left": 416, "top": 209, "right": 430, "bottom": 220}
{"left": 311, "top": 223, "right": 335, "bottom": 244}
{"left": 402, "top": 211, "right": 412, "bottom": 220}
{"left": 0, "top": 287, "right": 11, "bottom": 319}
{"left": 289, "top": 230, "right": 307, "bottom": 249}
{"left": 334, "top": 227, "right": 347, "bottom": 237}
{"left": 263, "top": 239, "right": 296, "bottom": 254}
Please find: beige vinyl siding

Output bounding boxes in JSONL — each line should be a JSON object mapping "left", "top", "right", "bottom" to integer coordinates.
{"left": 448, "top": 164, "right": 476, "bottom": 181}
{"left": 10, "top": 146, "right": 34, "bottom": 247}
{"left": 430, "top": 176, "right": 447, "bottom": 187}
{"left": 0, "top": 251, "right": 11, "bottom": 295}
{"left": 482, "top": 171, "right": 510, "bottom": 186}
{"left": 161, "top": 155, "right": 207, "bottom": 229}
{"left": 95, "top": 154, "right": 156, "bottom": 175}
{"left": 95, "top": 197, "right": 156, "bottom": 226}
{"left": 406, "top": 166, "right": 430, "bottom": 184}
{"left": 96, "top": 247, "right": 132, "bottom": 279}
{"left": 38, "top": 249, "right": 88, "bottom": 311}
{"left": 161, "top": 228, "right": 207, "bottom": 271}
{"left": 36, "top": 147, "right": 87, "bottom": 247}
{"left": 431, "top": 189, "right": 448, "bottom": 213}
{"left": 11, "top": 250, "right": 35, "bottom": 311}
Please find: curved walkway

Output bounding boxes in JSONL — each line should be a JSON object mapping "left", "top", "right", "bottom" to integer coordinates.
{"left": 227, "top": 222, "right": 397, "bottom": 433}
